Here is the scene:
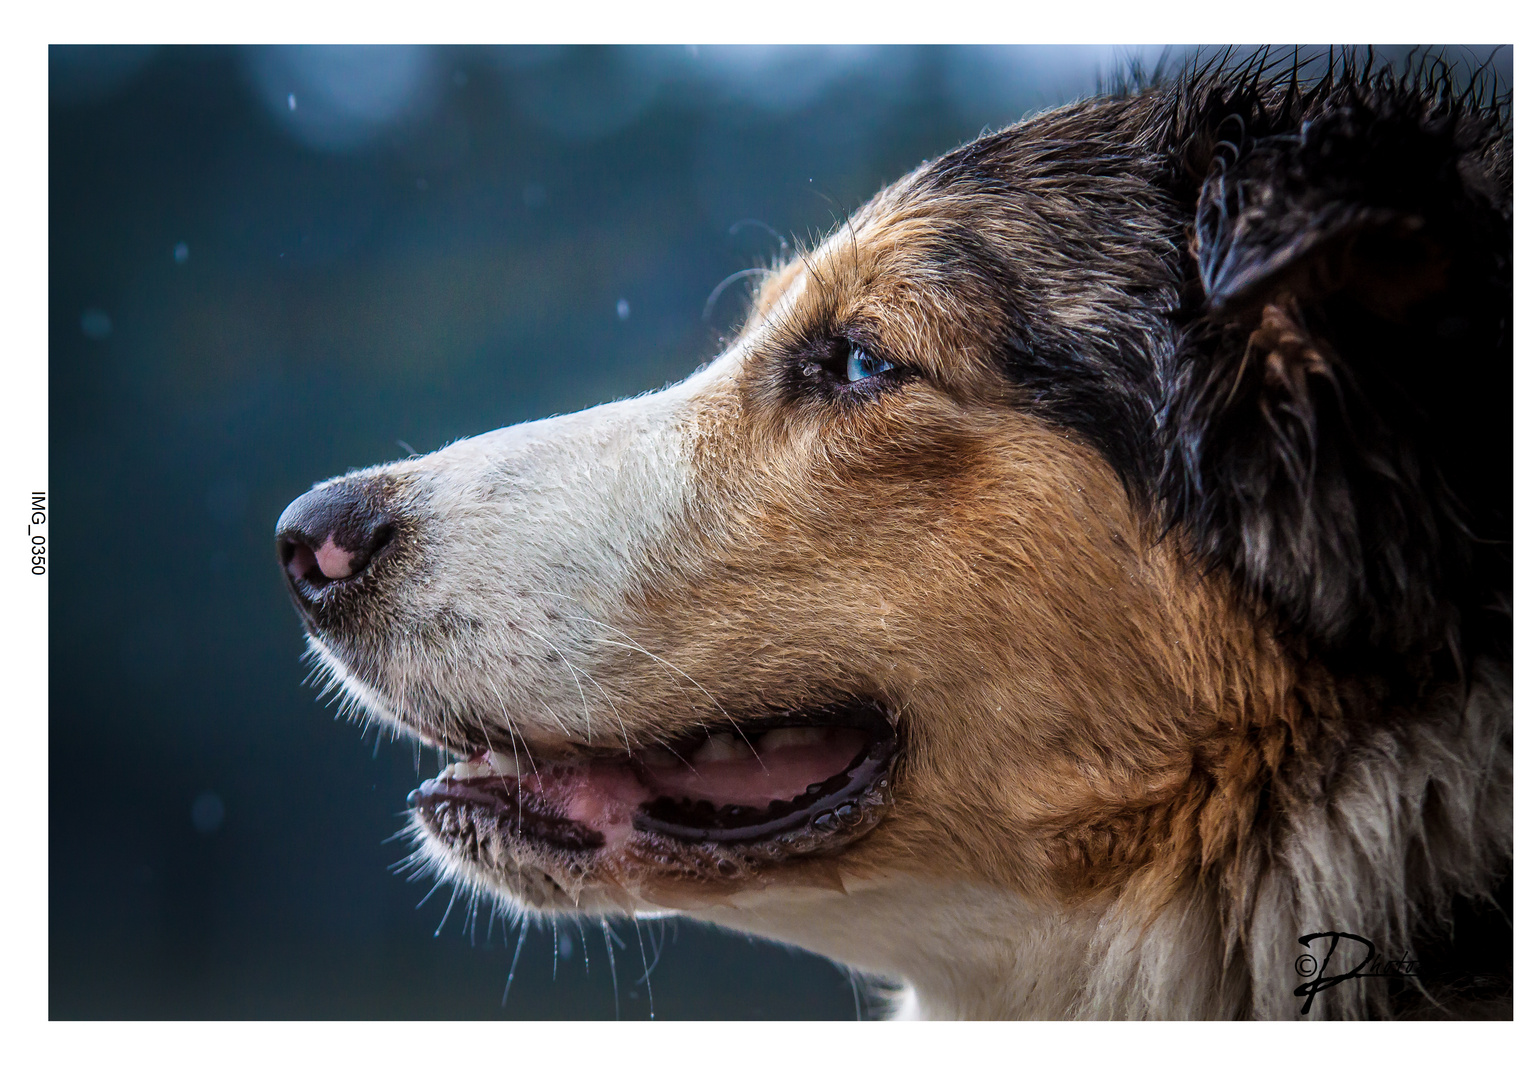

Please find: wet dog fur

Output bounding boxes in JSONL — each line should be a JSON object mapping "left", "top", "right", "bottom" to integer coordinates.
{"left": 279, "top": 52, "right": 1512, "bottom": 1019}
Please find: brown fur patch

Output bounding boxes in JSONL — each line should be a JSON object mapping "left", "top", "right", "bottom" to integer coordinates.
{"left": 583, "top": 199, "right": 1329, "bottom": 913}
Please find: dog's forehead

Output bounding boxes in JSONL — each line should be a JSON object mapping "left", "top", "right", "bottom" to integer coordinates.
{"left": 738, "top": 179, "right": 1030, "bottom": 385}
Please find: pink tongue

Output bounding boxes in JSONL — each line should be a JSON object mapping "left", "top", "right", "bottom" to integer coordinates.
{"left": 643, "top": 729, "right": 867, "bottom": 807}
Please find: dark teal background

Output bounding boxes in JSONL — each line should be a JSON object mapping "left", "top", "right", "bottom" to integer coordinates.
{"left": 48, "top": 44, "right": 1509, "bottom": 1019}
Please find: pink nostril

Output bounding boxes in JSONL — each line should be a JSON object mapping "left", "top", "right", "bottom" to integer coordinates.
{"left": 287, "top": 542, "right": 318, "bottom": 581}
{"left": 285, "top": 534, "right": 358, "bottom": 582}
{"left": 313, "top": 536, "right": 356, "bottom": 579}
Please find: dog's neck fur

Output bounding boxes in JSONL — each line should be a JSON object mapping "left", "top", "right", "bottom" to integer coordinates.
{"left": 703, "top": 660, "right": 1511, "bottom": 1019}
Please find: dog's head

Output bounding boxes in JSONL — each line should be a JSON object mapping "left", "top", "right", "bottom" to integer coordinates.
{"left": 276, "top": 56, "right": 1509, "bottom": 980}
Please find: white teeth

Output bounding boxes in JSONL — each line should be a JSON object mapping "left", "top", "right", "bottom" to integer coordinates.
{"left": 440, "top": 750, "right": 527, "bottom": 781}
{"left": 487, "top": 750, "right": 526, "bottom": 777}
{"left": 758, "top": 727, "right": 829, "bottom": 753}
{"left": 690, "top": 732, "right": 751, "bottom": 763}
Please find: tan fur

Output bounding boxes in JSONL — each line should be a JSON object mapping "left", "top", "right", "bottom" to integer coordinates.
{"left": 587, "top": 208, "right": 1318, "bottom": 919}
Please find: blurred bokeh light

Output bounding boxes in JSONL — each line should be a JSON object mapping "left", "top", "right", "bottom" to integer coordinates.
{"left": 49, "top": 43, "right": 1510, "bottom": 1019}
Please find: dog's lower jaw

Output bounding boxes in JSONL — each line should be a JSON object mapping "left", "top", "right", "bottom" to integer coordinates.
{"left": 392, "top": 663, "right": 1508, "bottom": 1019}
{"left": 692, "top": 664, "right": 1512, "bottom": 1021}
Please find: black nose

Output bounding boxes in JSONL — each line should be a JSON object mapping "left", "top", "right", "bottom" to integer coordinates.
{"left": 276, "top": 479, "right": 399, "bottom": 600}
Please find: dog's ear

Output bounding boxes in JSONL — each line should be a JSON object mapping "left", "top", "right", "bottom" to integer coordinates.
{"left": 1163, "top": 74, "right": 1511, "bottom": 666}
{"left": 1192, "top": 75, "right": 1480, "bottom": 319}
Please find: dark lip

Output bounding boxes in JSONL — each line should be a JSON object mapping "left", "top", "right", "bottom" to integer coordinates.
{"left": 410, "top": 780, "right": 607, "bottom": 851}
{"left": 276, "top": 561, "right": 334, "bottom": 630}
{"left": 632, "top": 716, "right": 895, "bottom": 843}
{"left": 410, "top": 698, "right": 899, "bottom": 852}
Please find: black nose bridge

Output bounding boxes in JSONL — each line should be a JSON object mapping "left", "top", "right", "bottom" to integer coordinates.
{"left": 276, "top": 476, "right": 400, "bottom": 596}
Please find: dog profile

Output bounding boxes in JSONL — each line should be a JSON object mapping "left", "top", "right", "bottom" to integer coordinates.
{"left": 276, "top": 52, "right": 1511, "bottom": 1019}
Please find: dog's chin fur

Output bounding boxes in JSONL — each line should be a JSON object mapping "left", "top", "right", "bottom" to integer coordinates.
{"left": 282, "top": 52, "right": 1512, "bottom": 1020}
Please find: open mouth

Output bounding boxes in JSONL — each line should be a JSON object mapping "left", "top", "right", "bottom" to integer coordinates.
{"left": 407, "top": 700, "right": 897, "bottom": 874}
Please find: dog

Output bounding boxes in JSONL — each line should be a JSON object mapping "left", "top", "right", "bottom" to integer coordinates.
{"left": 276, "top": 53, "right": 1512, "bottom": 1019}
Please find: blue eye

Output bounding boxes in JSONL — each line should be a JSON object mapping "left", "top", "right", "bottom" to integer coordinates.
{"left": 844, "top": 344, "right": 894, "bottom": 383}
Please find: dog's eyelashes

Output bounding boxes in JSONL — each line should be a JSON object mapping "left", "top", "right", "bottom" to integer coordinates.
{"left": 844, "top": 345, "right": 894, "bottom": 383}
{"left": 805, "top": 340, "right": 903, "bottom": 393}
{"left": 788, "top": 339, "right": 908, "bottom": 401}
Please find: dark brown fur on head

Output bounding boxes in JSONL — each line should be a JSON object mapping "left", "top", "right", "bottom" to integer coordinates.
{"left": 911, "top": 49, "right": 1511, "bottom": 683}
